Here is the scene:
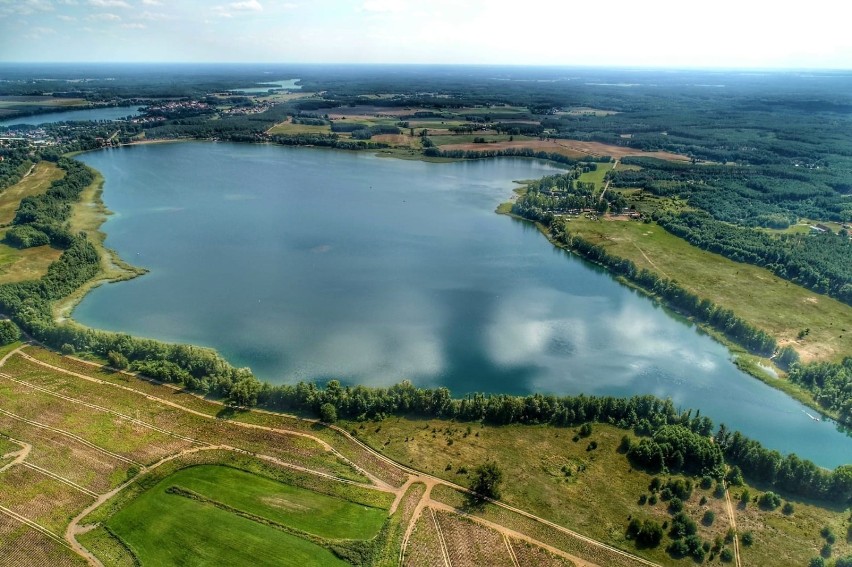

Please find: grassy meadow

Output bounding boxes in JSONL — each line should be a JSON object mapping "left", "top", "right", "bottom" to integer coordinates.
{"left": 106, "top": 471, "right": 351, "bottom": 567}
{"left": 560, "top": 215, "right": 852, "bottom": 363}
{"left": 348, "top": 416, "right": 851, "bottom": 566}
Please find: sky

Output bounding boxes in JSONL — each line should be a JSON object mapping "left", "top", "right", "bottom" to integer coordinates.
{"left": 1, "top": 0, "right": 851, "bottom": 69}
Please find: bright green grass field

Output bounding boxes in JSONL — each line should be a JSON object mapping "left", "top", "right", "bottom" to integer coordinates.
{"left": 106, "top": 465, "right": 387, "bottom": 566}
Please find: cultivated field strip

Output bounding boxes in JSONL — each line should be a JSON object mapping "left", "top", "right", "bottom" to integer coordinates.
{"left": 23, "top": 346, "right": 415, "bottom": 484}
{"left": 0, "top": 414, "right": 133, "bottom": 493}
{"left": 0, "top": 512, "right": 84, "bottom": 567}
{"left": 0, "top": 359, "right": 201, "bottom": 443}
{"left": 0, "top": 377, "right": 194, "bottom": 463}
{"left": 404, "top": 508, "right": 447, "bottom": 567}
{"left": 510, "top": 538, "right": 577, "bottom": 567}
{"left": 434, "top": 510, "right": 516, "bottom": 567}
{"left": 9, "top": 351, "right": 373, "bottom": 480}
{"left": 0, "top": 465, "right": 95, "bottom": 535}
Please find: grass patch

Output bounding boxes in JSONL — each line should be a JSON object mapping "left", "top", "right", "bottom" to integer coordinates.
{"left": 349, "top": 416, "right": 847, "bottom": 566}
{"left": 160, "top": 465, "right": 387, "bottom": 540}
{"left": 733, "top": 484, "right": 852, "bottom": 566}
{"left": 564, "top": 216, "right": 852, "bottom": 363}
{"left": 106, "top": 471, "right": 350, "bottom": 567}
{"left": 578, "top": 164, "right": 610, "bottom": 191}
{"left": 430, "top": 133, "right": 517, "bottom": 146}
{"left": 0, "top": 161, "right": 67, "bottom": 283}
{"left": 77, "top": 526, "right": 138, "bottom": 567}
{"left": 267, "top": 119, "right": 332, "bottom": 135}
{"left": 0, "top": 161, "right": 62, "bottom": 224}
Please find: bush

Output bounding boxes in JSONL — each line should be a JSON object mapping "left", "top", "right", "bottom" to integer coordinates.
{"left": 319, "top": 402, "right": 338, "bottom": 423}
{"left": 470, "top": 461, "right": 503, "bottom": 499}
{"left": 720, "top": 548, "right": 734, "bottom": 562}
{"left": 702, "top": 510, "right": 715, "bottom": 526}
{"left": 107, "top": 350, "right": 129, "bottom": 370}
{"left": 758, "top": 491, "right": 782, "bottom": 510}
{"left": 668, "top": 497, "right": 683, "bottom": 513}
{"left": 741, "top": 531, "right": 754, "bottom": 546}
{"left": 4, "top": 225, "right": 50, "bottom": 248}
{"left": 0, "top": 319, "right": 21, "bottom": 345}
{"left": 782, "top": 501, "right": 794, "bottom": 515}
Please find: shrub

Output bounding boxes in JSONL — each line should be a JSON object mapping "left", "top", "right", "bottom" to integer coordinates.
{"left": 0, "top": 319, "right": 21, "bottom": 345}
{"left": 319, "top": 402, "right": 338, "bottom": 423}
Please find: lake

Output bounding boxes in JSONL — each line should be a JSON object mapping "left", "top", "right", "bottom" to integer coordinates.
{"left": 75, "top": 142, "right": 851, "bottom": 468}
{"left": 228, "top": 79, "right": 302, "bottom": 94}
{"left": 0, "top": 106, "right": 142, "bottom": 128}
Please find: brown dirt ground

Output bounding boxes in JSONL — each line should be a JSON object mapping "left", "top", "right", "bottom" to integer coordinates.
{"left": 438, "top": 139, "right": 691, "bottom": 162}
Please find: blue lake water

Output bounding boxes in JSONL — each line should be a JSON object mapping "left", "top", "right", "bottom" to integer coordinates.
{"left": 228, "top": 79, "right": 301, "bottom": 94}
{"left": 75, "top": 142, "right": 851, "bottom": 468}
{"left": 0, "top": 106, "right": 142, "bottom": 128}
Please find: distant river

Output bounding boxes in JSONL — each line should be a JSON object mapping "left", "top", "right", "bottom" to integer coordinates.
{"left": 75, "top": 142, "right": 851, "bottom": 468}
{"left": 0, "top": 106, "right": 142, "bottom": 128}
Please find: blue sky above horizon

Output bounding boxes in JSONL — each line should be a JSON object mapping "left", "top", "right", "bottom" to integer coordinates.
{"left": 1, "top": 0, "right": 851, "bottom": 69}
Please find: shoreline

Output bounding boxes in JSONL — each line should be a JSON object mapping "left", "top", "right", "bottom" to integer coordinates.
{"left": 54, "top": 166, "right": 147, "bottom": 323}
{"left": 494, "top": 201, "right": 840, "bottom": 424}
{"left": 55, "top": 141, "right": 840, "bottom": 426}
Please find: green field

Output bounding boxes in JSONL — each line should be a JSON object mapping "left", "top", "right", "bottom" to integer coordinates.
{"left": 157, "top": 464, "right": 387, "bottom": 539}
{"left": 267, "top": 120, "right": 332, "bottom": 135}
{"left": 560, "top": 216, "right": 852, "bottom": 364}
{"left": 106, "top": 465, "right": 377, "bottom": 566}
{"left": 350, "top": 416, "right": 852, "bottom": 566}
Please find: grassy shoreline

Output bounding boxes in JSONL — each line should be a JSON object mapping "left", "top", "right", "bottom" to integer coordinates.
{"left": 54, "top": 166, "right": 147, "bottom": 322}
{"left": 43, "top": 143, "right": 845, "bottom": 423}
{"left": 495, "top": 202, "right": 842, "bottom": 423}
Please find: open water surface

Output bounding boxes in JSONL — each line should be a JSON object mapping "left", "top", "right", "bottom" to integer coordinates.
{"left": 75, "top": 142, "right": 851, "bottom": 467}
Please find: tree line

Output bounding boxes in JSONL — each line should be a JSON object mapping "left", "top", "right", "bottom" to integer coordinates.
{"left": 510, "top": 193, "right": 780, "bottom": 357}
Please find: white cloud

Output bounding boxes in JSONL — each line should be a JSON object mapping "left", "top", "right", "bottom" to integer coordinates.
{"left": 0, "top": 0, "right": 54, "bottom": 15}
{"left": 121, "top": 22, "right": 146, "bottom": 29}
{"left": 362, "top": 0, "right": 403, "bottom": 12}
{"left": 88, "top": 0, "right": 129, "bottom": 6}
{"left": 138, "top": 10, "right": 168, "bottom": 20}
{"left": 213, "top": 0, "right": 263, "bottom": 18}
{"left": 141, "top": 0, "right": 162, "bottom": 4}
{"left": 87, "top": 12, "right": 120, "bottom": 20}
{"left": 57, "top": 14, "right": 76, "bottom": 21}
{"left": 229, "top": 0, "right": 262, "bottom": 11}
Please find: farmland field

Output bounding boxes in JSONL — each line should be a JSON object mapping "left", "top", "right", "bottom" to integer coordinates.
{"left": 106, "top": 474, "right": 351, "bottom": 567}
{"left": 0, "top": 342, "right": 847, "bottom": 567}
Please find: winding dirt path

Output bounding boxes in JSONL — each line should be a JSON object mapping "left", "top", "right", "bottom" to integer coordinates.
{"left": 0, "top": 437, "right": 30, "bottom": 473}
{"left": 4, "top": 345, "right": 660, "bottom": 567}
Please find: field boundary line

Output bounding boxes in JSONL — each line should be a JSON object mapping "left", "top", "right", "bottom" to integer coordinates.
{"left": 0, "top": 367, "right": 203, "bottom": 445}
{"left": 0, "top": 504, "right": 69, "bottom": 548}
{"left": 428, "top": 501, "right": 600, "bottom": 567}
{"left": 17, "top": 348, "right": 386, "bottom": 489}
{"left": 504, "top": 534, "right": 520, "bottom": 567}
{"left": 21, "top": 461, "right": 99, "bottom": 498}
{"left": 0, "top": 407, "right": 141, "bottom": 466}
{"left": 724, "top": 480, "right": 742, "bottom": 567}
{"left": 430, "top": 507, "right": 452, "bottom": 567}
{"left": 400, "top": 481, "right": 435, "bottom": 565}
